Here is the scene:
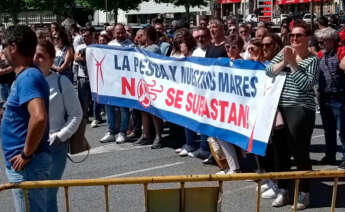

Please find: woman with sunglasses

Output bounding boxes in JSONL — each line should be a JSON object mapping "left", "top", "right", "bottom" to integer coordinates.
{"left": 255, "top": 33, "right": 283, "bottom": 200}
{"left": 51, "top": 29, "right": 74, "bottom": 82}
{"left": 247, "top": 38, "right": 265, "bottom": 62}
{"left": 266, "top": 22, "right": 319, "bottom": 210}
{"left": 34, "top": 40, "right": 82, "bottom": 212}
{"left": 225, "top": 34, "right": 244, "bottom": 60}
{"left": 262, "top": 33, "right": 283, "bottom": 62}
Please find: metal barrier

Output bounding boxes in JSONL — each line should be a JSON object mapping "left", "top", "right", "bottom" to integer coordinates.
{"left": 0, "top": 170, "right": 344, "bottom": 212}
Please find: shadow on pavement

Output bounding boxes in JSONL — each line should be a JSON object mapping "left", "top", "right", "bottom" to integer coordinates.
{"left": 308, "top": 179, "right": 345, "bottom": 209}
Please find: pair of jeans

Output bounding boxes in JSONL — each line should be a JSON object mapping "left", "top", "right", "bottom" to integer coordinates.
{"left": 272, "top": 106, "right": 315, "bottom": 193}
{"left": 77, "top": 77, "right": 91, "bottom": 119}
{"left": 46, "top": 143, "right": 68, "bottom": 212}
{"left": 319, "top": 96, "right": 345, "bottom": 160}
{"left": 5, "top": 152, "right": 52, "bottom": 212}
{"left": 105, "top": 105, "right": 129, "bottom": 134}
{"left": 93, "top": 102, "right": 103, "bottom": 121}
{"left": 184, "top": 128, "right": 209, "bottom": 152}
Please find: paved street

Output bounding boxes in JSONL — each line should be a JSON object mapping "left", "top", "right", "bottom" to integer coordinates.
{"left": 0, "top": 114, "right": 344, "bottom": 212}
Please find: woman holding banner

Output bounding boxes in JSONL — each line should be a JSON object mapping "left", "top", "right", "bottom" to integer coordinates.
{"left": 133, "top": 26, "right": 164, "bottom": 149}
{"left": 266, "top": 21, "right": 319, "bottom": 210}
{"left": 256, "top": 33, "right": 284, "bottom": 200}
{"left": 215, "top": 35, "right": 244, "bottom": 175}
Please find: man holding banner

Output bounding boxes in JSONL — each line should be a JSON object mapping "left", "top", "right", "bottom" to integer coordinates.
{"left": 100, "top": 23, "right": 134, "bottom": 144}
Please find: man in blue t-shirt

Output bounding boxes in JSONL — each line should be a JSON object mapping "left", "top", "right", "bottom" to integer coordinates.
{"left": 1, "top": 25, "right": 51, "bottom": 212}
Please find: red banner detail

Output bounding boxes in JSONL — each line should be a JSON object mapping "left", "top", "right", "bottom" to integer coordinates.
{"left": 217, "top": 0, "right": 241, "bottom": 4}
{"left": 277, "top": 0, "right": 328, "bottom": 5}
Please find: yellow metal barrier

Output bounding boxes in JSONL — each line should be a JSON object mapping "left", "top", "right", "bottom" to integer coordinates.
{"left": 0, "top": 170, "right": 344, "bottom": 212}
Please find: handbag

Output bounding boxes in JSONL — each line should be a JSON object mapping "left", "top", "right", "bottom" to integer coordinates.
{"left": 207, "top": 137, "right": 228, "bottom": 170}
{"left": 57, "top": 75, "right": 90, "bottom": 163}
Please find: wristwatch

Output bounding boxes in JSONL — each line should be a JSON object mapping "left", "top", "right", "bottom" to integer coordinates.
{"left": 20, "top": 150, "right": 33, "bottom": 160}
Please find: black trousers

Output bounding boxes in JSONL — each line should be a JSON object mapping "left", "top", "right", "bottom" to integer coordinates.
{"left": 272, "top": 106, "right": 315, "bottom": 193}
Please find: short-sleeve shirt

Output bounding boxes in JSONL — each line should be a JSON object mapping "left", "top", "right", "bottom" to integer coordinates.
{"left": 205, "top": 44, "right": 227, "bottom": 58}
{"left": 75, "top": 43, "right": 88, "bottom": 78}
{"left": 1, "top": 67, "right": 50, "bottom": 168}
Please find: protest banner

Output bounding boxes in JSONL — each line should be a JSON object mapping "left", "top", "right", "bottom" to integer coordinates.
{"left": 86, "top": 45, "right": 286, "bottom": 156}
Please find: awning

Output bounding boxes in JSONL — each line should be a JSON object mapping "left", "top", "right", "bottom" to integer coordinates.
{"left": 217, "top": 0, "right": 241, "bottom": 4}
{"left": 276, "top": 0, "right": 328, "bottom": 5}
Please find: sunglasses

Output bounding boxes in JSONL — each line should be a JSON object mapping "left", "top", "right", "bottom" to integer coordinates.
{"left": 239, "top": 30, "right": 247, "bottom": 34}
{"left": 196, "top": 35, "right": 206, "bottom": 39}
{"left": 53, "top": 37, "right": 61, "bottom": 41}
{"left": 229, "top": 28, "right": 237, "bottom": 31}
{"left": 248, "top": 47, "right": 257, "bottom": 52}
{"left": 262, "top": 43, "right": 273, "bottom": 48}
{"left": 289, "top": 33, "right": 305, "bottom": 39}
{"left": 225, "top": 44, "right": 239, "bottom": 50}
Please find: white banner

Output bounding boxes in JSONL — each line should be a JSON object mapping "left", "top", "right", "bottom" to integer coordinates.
{"left": 86, "top": 45, "right": 286, "bottom": 156}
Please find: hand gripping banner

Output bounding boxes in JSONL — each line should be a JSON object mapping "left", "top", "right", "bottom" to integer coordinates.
{"left": 86, "top": 45, "right": 286, "bottom": 156}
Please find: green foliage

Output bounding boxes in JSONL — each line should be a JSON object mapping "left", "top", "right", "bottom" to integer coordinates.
{"left": 76, "top": 0, "right": 144, "bottom": 12}
{"left": 0, "top": 0, "right": 27, "bottom": 24}
{"left": 154, "top": 0, "right": 208, "bottom": 8}
{"left": 24, "top": 0, "right": 76, "bottom": 15}
{"left": 154, "top": 0, "right": 209, "bottom": 27}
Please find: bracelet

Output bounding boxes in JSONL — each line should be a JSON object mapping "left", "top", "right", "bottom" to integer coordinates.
{"left": 20, "top": 150, "right": 33, "bottom": 160}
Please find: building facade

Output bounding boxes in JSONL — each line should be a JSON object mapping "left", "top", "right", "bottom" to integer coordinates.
{"left": 93, "top": 0, "right": 211, "bottom": 26}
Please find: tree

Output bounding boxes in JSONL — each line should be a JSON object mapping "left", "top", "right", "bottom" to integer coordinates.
{"left": 154, "top": 0, "right": 209, "bottom": 27}
{"left": 77, "top": 0, "right": 145, "bottom": 24}
{"left": 24, "top": 0, "right": 77, "bottom": 21}
{"left": 0, "top": 0, "right": 27, "bottom": 24}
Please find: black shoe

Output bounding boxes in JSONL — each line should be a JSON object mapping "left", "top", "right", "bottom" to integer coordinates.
{"left": 133, "top": 135, "right": 153, "bottom": 145}
{"left": 151, "top": 137, "right": 163, "bottom": 149}
{"left": 127, "top": 131, "right": 141, "bottom": 141}
{"left": 203, "top": 155, "right": 216, "bottom": 165}
{"left": 338, "top": 160, "right": 345, "bottom": 170}
{"left": 320, "top": 156, "right": 337, "bottom": 165}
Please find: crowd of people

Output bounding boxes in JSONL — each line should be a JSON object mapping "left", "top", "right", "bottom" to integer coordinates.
{"left": 0, "top": 15, "right": 345, "bottom": 211}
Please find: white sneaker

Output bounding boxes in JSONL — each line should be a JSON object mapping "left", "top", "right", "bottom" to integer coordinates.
{"left": 91, "top": 120, "right": 100, "bottom": 128}
{"left": 188, "top": 152, "right": 195, "bottom": 158}
{"left": 272, "top": 189, "right": 290, "bottom": 207}
{"left": 256, "top": 180, "right": 272, "bottom": 193}
{"left": 216, "top": 169, "right": 229, "bottom": 175}
{"left": 261, "top": 183, "right": 278, "bottom": 199}
{"left": 115, "top": 132, "right": 126, "bottom": 144}
{"left": 216, "top": 169, "right": 239, "bottom": 175}
{"left": 175, "top": 148, "right": 183, "bottom": 153}
{"left": 292, "top": 192, "right": 310, "bottom": 210}
{"left": 179, "top": 149, "right": 189, "bottom": 157}
{"left": 100, "top": 132, "right": 116, "bottom": 143}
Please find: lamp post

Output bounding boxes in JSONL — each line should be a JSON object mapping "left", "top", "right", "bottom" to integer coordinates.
{"left": 311, "top": 0, "right": 314, "bottom": 32}
{"left": 105, "top": 0, "right": 108, "bottom": 23}
{"left": 320, "top": 0, "right": 323, "bottom": 16}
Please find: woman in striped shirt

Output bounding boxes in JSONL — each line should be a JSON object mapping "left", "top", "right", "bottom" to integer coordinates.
{"left": 265, "top": 21, "right": 319, "bottom": 210}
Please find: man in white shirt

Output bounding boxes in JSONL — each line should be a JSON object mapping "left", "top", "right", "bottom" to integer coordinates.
{"left": 74, "top": 27, "right": 95, "bottom": 129}
{"left": 70, "top": 24, "right": 84, "bottom": 50}
{"left": 100, "top": 24, "right": 134, "bottom": 144}
{"left": 192, "top": 27, "right": 211, "bottom": 57}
